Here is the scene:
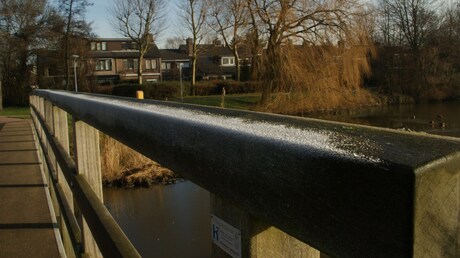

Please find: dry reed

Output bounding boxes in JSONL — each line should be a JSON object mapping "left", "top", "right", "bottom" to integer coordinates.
{"left": 100, "top": 134, "right": 178, "bottom": 187}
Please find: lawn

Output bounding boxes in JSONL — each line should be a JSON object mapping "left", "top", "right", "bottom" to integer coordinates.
{"left": 173, "top": 93, "right": 261, "bottom": 110}
{"left": 0, "top": 106, "right": 30, "bottom": 118}
{"left": 0, "top": 94, "right": 261, "bottom": 118}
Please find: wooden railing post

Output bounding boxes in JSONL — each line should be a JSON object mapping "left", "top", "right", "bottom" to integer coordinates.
{"left": 211, "top": 194, "right": 321, "bottom": 258}
{"left": 44, "top": 100, "right": 63, "bottom": 227}
{"left": 44, "top": 100, "right": 55, "bottom": 178}
{"left": 52, "top": 106, "right": 77, "bottom": 257}
{"left": 37, "top": 96, "right": 45, "bottom": 152}
{"left": 73, "top": 119, "right": 103, "bottom": 258}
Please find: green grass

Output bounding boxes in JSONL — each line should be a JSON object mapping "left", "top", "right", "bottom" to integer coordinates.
{"left": 173, "top": 93, "right": 261, "bottom": 110}
{"left": 0, "top": 106, "right": 31, "bottom": 118}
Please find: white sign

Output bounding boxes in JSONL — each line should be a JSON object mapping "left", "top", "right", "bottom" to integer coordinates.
{"left": 211, "top": 215, "right": 242, "bottom": 258}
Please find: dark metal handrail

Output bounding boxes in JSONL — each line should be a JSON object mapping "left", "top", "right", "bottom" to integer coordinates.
{"left": 30, "top": 90, "right": 460, "bottom": 258}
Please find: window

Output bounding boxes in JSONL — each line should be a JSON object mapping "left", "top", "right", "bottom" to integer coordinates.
{"left": 123, "top": 59, "right": 139, "bottom": 70}
{"left": 221, "top": 57, "right": 235, "bottom": 66}
{"left": 239, "top": 58, "right": 250, "bottom": 66}
{"left": 95, "top": 59, "right": 112, "bottom": 71}
{"left": 122, "top": 42, "right": 138, "bottom": 50}
{"left": 161, "top": 62, "right": 171, "bottom": 70}
{"left": 146, "top": 59, "right": 157, "bottom": 70}
{"left": 91, "top": 42, "right": 108, "bottom": 51}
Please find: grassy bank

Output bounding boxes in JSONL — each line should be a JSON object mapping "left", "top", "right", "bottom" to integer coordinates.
{"left": 173, "top": 93, "right": 260, "bottom": 110}
{"left": 0, "top": 107, "right": 30, "bottom": 118}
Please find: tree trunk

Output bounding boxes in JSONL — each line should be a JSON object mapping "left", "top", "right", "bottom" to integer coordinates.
{"left": 0, "top": 76, "right": 3, "bottom": 111}
{"left": 259, "top": 37, "right": 279, "bottom": 105}
{"left": 191, "top": 56, "right": 197, "bottom": 95}
{"left": 13, "top": 49, "right": 30, "bottom": 105}
{"left": 233, "top": 48, "right": 240, "bottom": 82}
{"left": 260, "top": 81, "right": 273, "bottom": 104}
{"left": 138, "top": 54, "right": 143, "bottom": 84}
{"left": 65, "top": 0, "right": 74, "bottom": 91}
{"left": 65, "top": 39, "right": 70, "bottom": 90}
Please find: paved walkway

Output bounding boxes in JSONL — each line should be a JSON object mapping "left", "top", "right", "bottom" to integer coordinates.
{"left": 0, "top": 117, "right": 62, "bottom": 257}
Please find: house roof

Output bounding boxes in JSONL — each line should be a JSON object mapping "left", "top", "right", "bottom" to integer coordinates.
{"left": 198, "top": 45, "right": 233, "bottom": 57}
{"left": 89, "top": 38, "right": 131, "bottom": 42}
{"left": 89, "top": 44, "right": 161, "bottom": 58}
{"left": 196, "top": 56, "right": 235, "bottom": 76}
{"left": 179, "top": 43, "right": 252, "bottom": 58}
{"left": 159, "top": 49, "right": 189, "bottom": 61}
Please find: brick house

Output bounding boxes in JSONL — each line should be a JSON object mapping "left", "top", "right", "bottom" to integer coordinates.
{"left": 36, "top": 37, "right": 253, "bottom": 89}
{"left": 178, "top": 38, "right": 252, "bottom": 80}
{"left": 88, "top": 38, "right": 162, "bottom": 84}
{"left": 159, "top": 49, "right": 190, "bottom": 80}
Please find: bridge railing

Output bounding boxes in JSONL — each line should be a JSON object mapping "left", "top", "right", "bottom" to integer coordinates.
{"left": 30, "top": 90, "right": 460, "bottom": 258}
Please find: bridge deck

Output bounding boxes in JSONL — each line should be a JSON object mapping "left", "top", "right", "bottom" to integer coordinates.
{"left": 0, "top": 117, "right": 61, "bottom": 258}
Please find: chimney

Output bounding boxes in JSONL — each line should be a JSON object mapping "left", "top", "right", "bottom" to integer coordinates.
{"left": 186, "top": 38, "right": 193, "bottom": 56}
{"left": 213, "top": 39, "right": 222, "bottom": 47}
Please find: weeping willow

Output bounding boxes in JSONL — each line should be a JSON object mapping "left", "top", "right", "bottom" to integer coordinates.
{"left": 250, "top": 0, "right": 377, "bottom": 114}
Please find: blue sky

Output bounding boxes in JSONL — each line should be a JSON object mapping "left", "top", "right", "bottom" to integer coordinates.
{"left": 85, "top": 0, "right": 180, "bottom": 45}
{"left": 86, "top": 0, "right": 117, "bottom": 38}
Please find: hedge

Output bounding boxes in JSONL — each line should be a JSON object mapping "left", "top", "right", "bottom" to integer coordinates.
{"left": 112, "top": 82, "right": 180, "bottom": 100}
{"left": 194, "top": 80, "right": 260, "bottom": 96}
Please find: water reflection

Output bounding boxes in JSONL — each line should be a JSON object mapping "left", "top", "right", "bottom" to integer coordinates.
{"left": 104, "top": 182, "right": 211, "bottom": 258}
{"left": 318, "top": 101, "right": 460, "bottom": 138}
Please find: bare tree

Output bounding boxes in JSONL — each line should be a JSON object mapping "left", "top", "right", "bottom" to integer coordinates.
{"left": 59, "top": 0, "right": 92, "bottom": 90}
{"left": 437, "top": 0, "right": 460, "bottom": 43}
{"left": 178, "top": 0, "right": 208, "bottom": 95}
{"left": 245, "top": 0, "right": 263, "bottom": 79}
{"left": 111, "top": 0, "right": 165, "bottom": 84}
{"left": 209, "top": 0, "right": 248, "bottom": 81}
{"left": 379, "top": 0, "right": 439, "bottom": 53}
{"left": 374, "top": 1, "right": 402, "bottom": 46}
{"left": 165, "top": 36, "right": 184, "bottom": 49}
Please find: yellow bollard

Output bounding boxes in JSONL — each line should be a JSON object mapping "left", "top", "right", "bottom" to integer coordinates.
{"left": 136, "top": 90, "right": 144, "bottom": 99}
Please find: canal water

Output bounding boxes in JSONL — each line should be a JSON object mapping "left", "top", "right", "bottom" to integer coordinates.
{"left": 317, "top": 100, "right": 460, "bottom": 138}
{"left": 103, "top": 100, "right": 460, "bottom": 257}
{"left": 103, "top": 182, "right": 212, "bottom": 258}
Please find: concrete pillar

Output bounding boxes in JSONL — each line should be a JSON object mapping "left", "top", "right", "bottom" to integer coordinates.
{"left": 73, "top": 119, "right": 103, "bottom": 258}
{"left": 210, "top": 194, "right": 320, "bottom": 258}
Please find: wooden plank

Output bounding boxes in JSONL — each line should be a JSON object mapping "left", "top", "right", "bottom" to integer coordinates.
{"left": 0, "top": 117, "right": 61, "bottom": 258}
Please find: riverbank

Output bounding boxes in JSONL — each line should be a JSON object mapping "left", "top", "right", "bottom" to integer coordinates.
{"left": 100, "top": 134, "right": 180, "bottom": 188}
{"left": 103, "top": 161, "right": 180, "bottom": 188}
